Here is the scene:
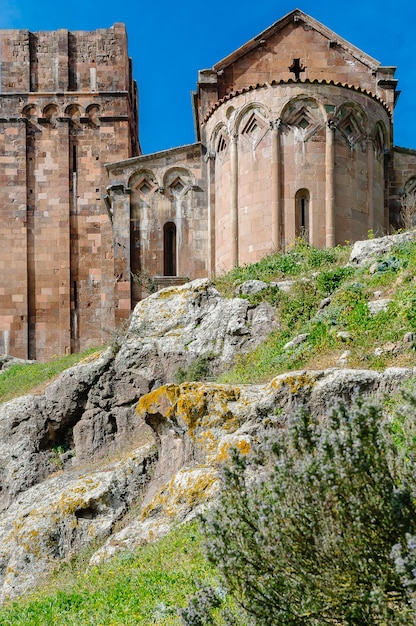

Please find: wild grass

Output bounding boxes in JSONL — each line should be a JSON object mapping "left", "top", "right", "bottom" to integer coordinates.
{"left": 2, "top": 238, "right": 416, "bottom": 622}
{"left": 213, "top": 239, "right": 350, "bottom": 296}
{"left": 0, "top": 347, "right": 103, "bottom": 403}
{"left": 216, "top": 239, "right": 416, "bottom": 383}
{"left": 0, "top": 522, "right": 213, "bottom": 626}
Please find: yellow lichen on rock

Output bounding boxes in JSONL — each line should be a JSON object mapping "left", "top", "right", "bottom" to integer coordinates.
{"left": 140, "top": 465, "right": 217, "bottom": 521}
{"left": 175, "top": 383, "right": 241, "bottom": 436}
{"left": 272, "top": 371, "right": 319, "bottom": 395}
{"left": 136, "top": 384, "right": 180, "bottom": 420}
{"left": 217, "top": 438, "right": 252, "bottom": 463}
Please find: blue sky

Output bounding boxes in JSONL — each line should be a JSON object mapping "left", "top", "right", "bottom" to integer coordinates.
{"left": 1, "top": 0, "right": 415, "bottom": 155}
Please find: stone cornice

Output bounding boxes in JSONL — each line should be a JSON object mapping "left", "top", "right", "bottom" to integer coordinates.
{"left": 202, "top": 78, "right": 393, "bottom": 125}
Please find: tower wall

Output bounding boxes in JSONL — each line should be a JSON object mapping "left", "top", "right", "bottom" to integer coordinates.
{"left": 0, "top": 24, "right": 138, "bottom": 360}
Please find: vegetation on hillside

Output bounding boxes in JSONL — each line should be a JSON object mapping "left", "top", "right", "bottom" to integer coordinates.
{"left": 1, "top": 236, "right": 416, "bottom": 624}
{"left": 213, "top": 238, "right": 416, "bottom": 383}
{"left": 0, "top": 522, "right": 213, "bottom": 626}
{"left": 181, "top": 395, "right": 416, "bottom": 625}
{"left": 0, "top": 347, "right": 103, "bottom": 403}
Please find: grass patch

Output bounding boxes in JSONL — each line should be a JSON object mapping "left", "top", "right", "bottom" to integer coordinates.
{"left": 0, "top": 347, "right": 103, "bottom": 404}
{"left": 216, "top": 239, "right": 416, "bottom": 383}
{"left": 213, "top": 240, "right": 350, "bottom": 296}
{"left": 0, "top": 521, "right": 213, "bottom": 626}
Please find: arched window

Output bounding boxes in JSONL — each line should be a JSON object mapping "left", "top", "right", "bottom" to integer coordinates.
{"left": 163, "top": 222, "right": 177, "bottom": 276}
{"left": 295, "top": 189, "right": 310, "bottom": 241}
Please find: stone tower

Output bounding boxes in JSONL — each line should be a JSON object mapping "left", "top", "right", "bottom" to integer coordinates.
{"left": 0, "top": 24, "right": 139, "bottom": 360}
{"left": 2, "top": 10, "right": 416, "bottom": 362}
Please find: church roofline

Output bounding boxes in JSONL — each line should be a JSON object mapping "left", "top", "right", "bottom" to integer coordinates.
{"left": 394, "top": 146, "right": 416, "bottom": 156}
{"left": 105, "top": 141, "right": 202, "bottom": 171}
{"left": 202, "top": 78, "right": 393, "bottom": 125}
{"left": 213, "top": 8, "right": 381, "bottom": 73}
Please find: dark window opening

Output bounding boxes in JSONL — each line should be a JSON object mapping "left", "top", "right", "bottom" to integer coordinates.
{"left": 72, "top": 145, "right": 77, "bottom": 173}
{"left": 163, "top": 222, "right": 177, "bottom": 276}
{"left": 295, "top": 189, "right": 310, "bottom": 242}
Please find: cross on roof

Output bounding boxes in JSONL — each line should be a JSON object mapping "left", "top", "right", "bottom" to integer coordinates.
{"left": 289, "top": 58, "right": 306, "bottom": 80}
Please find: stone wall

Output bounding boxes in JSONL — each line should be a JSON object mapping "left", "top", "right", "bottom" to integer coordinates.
{"left": 0, "top": 24, "right": 139, "bottom": 359}
{"left": 389, "top": 148, "right": 416, "bottom": 228}
{"left": 106, "top": 144, "right": 208, "bottom": 307}
{"left": 203, "top": 83, "right": 390, "bottom": 271}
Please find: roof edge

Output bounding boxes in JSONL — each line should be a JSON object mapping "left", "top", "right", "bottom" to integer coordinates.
{"left": 213, "top": 8, "right": 380, "bottom": 72}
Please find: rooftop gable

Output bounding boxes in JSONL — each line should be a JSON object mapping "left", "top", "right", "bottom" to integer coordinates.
{"left": 214, "top": 8, "right": 380, "bottom": 72}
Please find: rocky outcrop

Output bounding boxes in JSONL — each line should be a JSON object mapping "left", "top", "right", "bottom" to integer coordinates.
{"left": 90, "top": 367, "right": 416, "bottom": 563}
{"left": 0, "top": 279, "right": 277, "bottom": 510}
{"left": 0, "top": 278, "right": 278, "bottom": 602}
{"left": 0, "top": 442, "right": 156, "bottom": 604}
{"left": 349, "top": 231, "right": 416, "bottom": 266}
{"left": 0, "top": 272, "right": 415, "bottom": 603}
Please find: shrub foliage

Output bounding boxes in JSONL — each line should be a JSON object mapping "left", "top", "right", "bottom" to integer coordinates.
{"left": 181, "top": 399, "right": 416, "bottom": 625}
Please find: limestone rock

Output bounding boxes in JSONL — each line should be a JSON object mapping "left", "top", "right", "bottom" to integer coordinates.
{"left": 319, "top": 296, "right": 332, "bottom": 310}
{"left": 0, "top": 279, "right": 278, "bottom": 503}
{"left": 235, "top": 280, "right": 268, "bottom": 295}
{"left": 367, "top": 298, "right": 392, "bottom": 315}
{"left": 349, "top": 232, "right": 416, "bottom": 266}
{"left": 284, "top": 333, "right": 309, "bottom": 350}
{"left": 335, "top": 331, "right": 351, "bottom": 341}
{"left": 337, "top": 350, "right": 351, "bottom": 365}
{"left": 0, "top": 442, "right": 157, "bottom": 604}
{"left": 270, "top": 280, "right": 296, "bottom": 292}
{"left": 0, "top": 355, "right": 37, "bottom": 370}
{"left": 91, "top": 367, "right": 416, "bottom": 564}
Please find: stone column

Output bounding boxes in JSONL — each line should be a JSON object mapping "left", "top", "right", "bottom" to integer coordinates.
{"left": 205, "top": 152, "right": 216, "bottom": 276}
{"left": 108, "top": 183, "right": 132, "bottom": 322}
{"left": 230, "top": 133, "right": 239, "bottom": 267}
{"left": 366, "top": 137, "right": 374, "bottom": 232}
{"left": 270, "top": 118, "right": 282, "bottom": 251}
{"left": 325, "top": 120, "right": 336, "bottom": 247}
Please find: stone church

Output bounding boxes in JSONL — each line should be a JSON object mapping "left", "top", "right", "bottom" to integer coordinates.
{"left": 0, "top": 8, "right": 415, "bottom": 360}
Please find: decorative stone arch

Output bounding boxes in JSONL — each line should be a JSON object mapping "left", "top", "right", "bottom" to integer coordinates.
{"left": 372, "top": 121, "right": 388, "bottom": 159}
{"left": 42, "top": 103, "right": 59, "bottom": 125}
{"left": 210, "top": 122, "right": 229, "bottom": 156}
{"left": 163, "top": 222, "right": 177, "bottom": 276}
{"left": 235, "top": 103, "right": 270, "bottom": 149}
{"left": 65, "top": 103, "right": 83, "bottom": 122}
{"left": 335, "top": 102, "right": 368, "bottom": 148}
{"left": 129, "top": 168, "right": 158, "bottom": 200}
{"left": 163, "top": 167, "right": 194, "bottom": 197}
{"left": 85, "top": 103, "right": 100, "bottom": 127}
{"left": 22, "top": 104, "right": 38, "bottom": 122}
{"left": 295, "top": 188, "right": 311, "bottom": 241}
{"left": 280, "top": 95, "right": 325, "bottom": 141}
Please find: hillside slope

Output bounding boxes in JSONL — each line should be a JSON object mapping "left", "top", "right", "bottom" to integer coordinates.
{"left": 0, "top": 232, "right": 416, "bottom": 622}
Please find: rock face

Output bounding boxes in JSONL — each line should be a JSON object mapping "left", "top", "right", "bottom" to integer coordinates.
{"left": 0, "top": 279, "right": 278, "bottom": 602}
{"left": 91, "top": 367, "right": 416, "bottom": 562}
{"left": 349, "top": 231, "right": 416, "bottom": 266}
{"left": 0, "top": 274, "right": 415, "bottom": 603}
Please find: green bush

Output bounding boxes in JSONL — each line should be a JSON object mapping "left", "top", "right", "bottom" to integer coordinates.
{"left": 182, "top": 398, "right": 416, "bottom": 625}
{"left": 315, "top": 265, "right": 354, "bottom": 296}
{"left": 175, "top": 354, "right": 216, "bottom": 383}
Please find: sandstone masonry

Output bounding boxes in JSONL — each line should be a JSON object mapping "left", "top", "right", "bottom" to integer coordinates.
{"left": 1, "top": 9, "right": 416, "bottom": 359}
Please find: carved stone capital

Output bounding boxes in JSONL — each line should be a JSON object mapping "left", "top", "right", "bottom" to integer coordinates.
{"left": 106, "top": 183, "right": 130, "bottom": 196}
{"left": 269, "top": 118, "right": 283, "bottom": 131}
